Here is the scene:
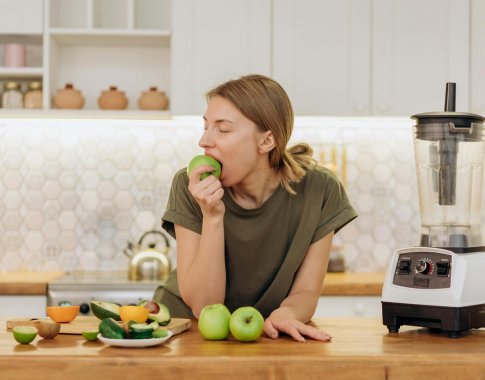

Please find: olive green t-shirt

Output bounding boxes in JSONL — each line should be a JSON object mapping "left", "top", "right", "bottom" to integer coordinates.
{"left": 154, "top": 164, "right": 357, "bottom": 318}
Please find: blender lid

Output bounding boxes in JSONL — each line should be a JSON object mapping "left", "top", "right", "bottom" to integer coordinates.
{"left": 412, "top": 111, "right": 484, "bottom": 124}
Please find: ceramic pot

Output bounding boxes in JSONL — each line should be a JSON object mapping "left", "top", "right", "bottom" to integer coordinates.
{"left": 53, "top": 83, "right": 85, "bottom": 109}
{"left": 138, "top": 86, "right": 169, "bottom": 110}
{"left": 98, "top": 86, "right": 128, "bottom": 110}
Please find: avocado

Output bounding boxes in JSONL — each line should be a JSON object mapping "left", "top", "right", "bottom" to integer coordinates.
{"left": 138, "top": 300, "right": 171, "bottom": 326}
{"left": 91, "top": 301, "right": 121, "bottom": 321}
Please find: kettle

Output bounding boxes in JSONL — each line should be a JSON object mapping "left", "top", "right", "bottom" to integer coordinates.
{"left": 124, "top": 230, "right": 172, "bottom": 282}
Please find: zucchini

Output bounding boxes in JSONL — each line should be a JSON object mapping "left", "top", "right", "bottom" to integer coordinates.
{"left": 91, "top": 301, "right": 121, "bottom": 321}
{"left": 99, "top": 318, "right": 124, "bottom": 339}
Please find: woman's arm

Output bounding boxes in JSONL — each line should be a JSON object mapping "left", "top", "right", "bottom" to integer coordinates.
{"left": 264, "top": 231, "right": 334, "bottom": 342}
{"left": 175, "top": 166, "right": 226, "bottom": 318}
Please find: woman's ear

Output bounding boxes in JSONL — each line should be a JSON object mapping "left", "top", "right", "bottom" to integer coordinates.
{"left": 258, "top": 131, "right": 276, "bottom": 153}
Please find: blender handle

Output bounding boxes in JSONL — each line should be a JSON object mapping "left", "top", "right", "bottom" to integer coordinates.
{"left": 444, "top": 82, "right": 456, "bottom": 112}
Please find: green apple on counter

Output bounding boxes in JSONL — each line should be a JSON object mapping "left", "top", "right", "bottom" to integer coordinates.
{"left": 198, "top": 303, "right": 231, "bottom": 340}
{"left": 229, "top": 306, "right": 264, "bottom": 342}
{"left": 187, "top": 155, "right": 222, "bottom": 180}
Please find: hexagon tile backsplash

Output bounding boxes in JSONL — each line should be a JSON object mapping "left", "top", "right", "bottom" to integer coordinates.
{"left": 1, "top": 116, "right": 483, "bottom": 273}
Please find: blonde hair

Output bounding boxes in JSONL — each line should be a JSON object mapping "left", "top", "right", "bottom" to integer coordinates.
{"left": 206, "top": 74, "right": 315, "bottom": 194}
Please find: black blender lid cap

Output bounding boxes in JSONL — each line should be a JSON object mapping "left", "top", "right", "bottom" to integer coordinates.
{"left": 412, "top": 111, "right": 484, "bottom": 122}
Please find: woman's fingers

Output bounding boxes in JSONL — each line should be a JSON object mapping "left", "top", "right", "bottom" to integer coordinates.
{"left": 266, "top": 319, "right": 332, "bottom": 343}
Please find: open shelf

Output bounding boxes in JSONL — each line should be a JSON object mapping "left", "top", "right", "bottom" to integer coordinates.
{"left": 0, "top": 67, "right": 44, "bottom": 78}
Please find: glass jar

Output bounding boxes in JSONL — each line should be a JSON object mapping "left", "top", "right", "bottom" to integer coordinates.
{"left": 2, "top": 81, "right": 23, "bottom": 109}
{"left": 24, "top": 81, "right": 43, "bottom": 109}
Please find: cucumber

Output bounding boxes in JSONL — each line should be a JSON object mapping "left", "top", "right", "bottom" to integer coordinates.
{"left": 99, "top": 318, "right": 124, "bottom": 339}
{"left": 130, "top": 323, "right": 154, "bottom": 339}
{"left": 153, "top": 328, "right": 169, "bottom": 338}
{"left": 138, "top": 300, "right": 171, "bottom": 326}
{"left": 91, "top": 301, "right": 121, "bottom": 321}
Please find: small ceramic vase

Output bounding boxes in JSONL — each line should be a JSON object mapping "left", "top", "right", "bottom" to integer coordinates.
{"left": 53, "top": 83, "right": 85, "bottom": 109}
{"left": 4, "top": 44, "right": 26, "bottom": 67}
{"left": 98, "top": 86, "right": 128, "bottom": 110}
{"left": 138, "top": 86, "right": 169, "bottom": 111}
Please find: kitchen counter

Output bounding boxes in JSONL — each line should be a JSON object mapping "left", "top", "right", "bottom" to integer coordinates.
{"left": 0, "top": 272, "right": 64, "bottom": 295}
{"left": 320, "top": 272, "right": 385, "bottom": 296}
{"left": 0, "top": 271, "right": 385, "bottom": 296}
{"left": 1, "top": 317, "right": 484, "bottom": 380}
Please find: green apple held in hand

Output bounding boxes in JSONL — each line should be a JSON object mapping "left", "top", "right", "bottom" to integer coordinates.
{"left": 187, "top": 155, "right": 222, "bottom": 180}
{"left": 198, "top": 303, "right": 231, "bottom": 340}
{"left": 229, "top": 306, "right": 264, "bottom": 342}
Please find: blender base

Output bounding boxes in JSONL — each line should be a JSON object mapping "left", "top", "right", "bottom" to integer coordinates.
{"left": 382, "top": 301, "right": 485, "bottom": 338}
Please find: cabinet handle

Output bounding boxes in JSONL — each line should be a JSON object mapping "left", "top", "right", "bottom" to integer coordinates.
{"left": 377, "top": 104, "right": 390, "bottom": 114}
{"left": 354, "top": 302, "right": 366, "bottom": 316}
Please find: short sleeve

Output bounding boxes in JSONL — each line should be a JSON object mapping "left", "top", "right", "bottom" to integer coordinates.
{"left": 161, "top": 169, "right": 203, "bottom": 239}
{"left": 310, "top": 169, "right": 358, "bottom": 244}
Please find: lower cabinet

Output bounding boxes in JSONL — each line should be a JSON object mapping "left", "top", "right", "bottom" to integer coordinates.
{"left": 0, "top": 295, "right": 47, "bottom": 317}
{"left": 315, "top": 296, "right": 382, "bottom": 317}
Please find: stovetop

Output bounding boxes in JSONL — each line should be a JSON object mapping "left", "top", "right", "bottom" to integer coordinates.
{"left": 49, "top": 271, "right": 161, "bottom": 288}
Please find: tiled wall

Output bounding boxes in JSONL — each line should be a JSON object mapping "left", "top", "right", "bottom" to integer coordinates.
{"left": 1, "top": 116, "right": 479, "bottom": 273}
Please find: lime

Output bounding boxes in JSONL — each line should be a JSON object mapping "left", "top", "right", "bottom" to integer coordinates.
{"left": 82, "top": 330, "right": 99, "bottom": 341}
{"left": 152, "top": 328, "right": 169, "bottom": 338}
{"left": 13, "top": 326, "right": 38, "bottom": 344}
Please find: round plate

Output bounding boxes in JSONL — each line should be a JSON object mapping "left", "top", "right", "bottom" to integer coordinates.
{"left": 97, "top": 331, "right": 173, "bottom": 348}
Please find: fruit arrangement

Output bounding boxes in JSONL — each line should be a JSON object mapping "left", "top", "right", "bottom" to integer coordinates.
{"left": 90, "top": 299, "right": 171, "bottom": 340}
{"left": 198, "top": 304, "right": 264, "bottom": 342}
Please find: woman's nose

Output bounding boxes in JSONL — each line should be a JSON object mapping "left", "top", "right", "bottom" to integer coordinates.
{"left": 198, "top": 129, "right": 213, "bottom": 148}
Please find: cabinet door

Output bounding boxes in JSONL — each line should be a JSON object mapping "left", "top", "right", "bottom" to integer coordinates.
{"left": 171, "top": 0, "right": 271, "bottom": 115}
{"left": 470, "top": 0, "right": 485, "bottom": 115}
{"left": 0, "top": 0, "right": 43, "bottom": 34}
{"left": 372, "top": 0, "right": 469, "bottom": 116}
{"left": 272, "top": 0, "right": 371, "bottom": 116}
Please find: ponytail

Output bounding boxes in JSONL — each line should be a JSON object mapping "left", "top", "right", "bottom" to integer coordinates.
{"left": 278, "top": 143, "right": 315, "bottom": 195}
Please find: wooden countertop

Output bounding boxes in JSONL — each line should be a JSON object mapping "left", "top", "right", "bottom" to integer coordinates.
{"left": 0, "top": 272, "right": 64, "bottom": 295}
{"left": 1, "top": 317, "right": 484, "bottom": 379}
{"left": 0, "top": 271, "right": 385, "bottom": 296}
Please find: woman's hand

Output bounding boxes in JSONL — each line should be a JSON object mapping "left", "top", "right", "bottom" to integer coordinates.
{"left": 264, "top": 311, "right": 332, "bottom": 343}
{"left": 187, "top": 165, "right": 225, "bottom": 217}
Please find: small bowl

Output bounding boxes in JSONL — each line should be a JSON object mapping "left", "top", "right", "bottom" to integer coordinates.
{"left": 46, "top": 305, "right": 80, "bottom": 323}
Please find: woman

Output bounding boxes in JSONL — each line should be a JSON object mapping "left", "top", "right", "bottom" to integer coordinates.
{"left": 155, "top": 74, "right": 357, "bottom": 342}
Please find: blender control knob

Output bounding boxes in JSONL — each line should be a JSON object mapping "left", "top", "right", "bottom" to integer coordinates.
{"left": 415, "top": 259, "right": 430, "bottom": 274}
{"left": 79, "top": 303, "right": 90, "bottom": 314}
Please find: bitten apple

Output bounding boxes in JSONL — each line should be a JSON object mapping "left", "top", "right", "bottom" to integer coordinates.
{"left": 229, "top": 306, "right": 264, "bottom": 342}
{"left": 198, "top": 303, "right": 231, "bottom": 340}
{"left": 187, "top": 155, "right": 221, "bottom": 180}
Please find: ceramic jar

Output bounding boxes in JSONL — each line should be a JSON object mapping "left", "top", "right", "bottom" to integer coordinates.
{"left": 53, "top": 83, "right": 85, "bottom": 109}
{"left": 138, "top": 86, "right": 169, "bottom": 110}
{"left": 98, "top": 86, "right": 128, "bottom": 110}
{"left": 24, "top": 81, "right": 43, "bottom": 109}
{"left": 2, "top": 81, "right": 23, "bottom": 109}
{"left": 4, "top": 44, "right": 26, "bottom": 67}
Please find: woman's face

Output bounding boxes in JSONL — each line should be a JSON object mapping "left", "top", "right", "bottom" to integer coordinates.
{"left": 200, "top": 96, "right": 267, "bottom": 188}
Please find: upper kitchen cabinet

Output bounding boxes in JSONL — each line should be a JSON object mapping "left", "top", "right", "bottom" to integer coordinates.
{"left": 272, "top": 0, "right": 371, "bottom": 116}
{"left": 372, "top": 0, "right": 469, "bottom": 116}
{"left": 272, "top": 0, "right": 470, "bottom": 116}
{"left": 46, "top": 0, "right": 171, "bottom": 111}
{"left": 470, "top": 0, "right": 485, "bottom": 116}
{"left": 170, "top": 0, "right": 272, "bottom": 115}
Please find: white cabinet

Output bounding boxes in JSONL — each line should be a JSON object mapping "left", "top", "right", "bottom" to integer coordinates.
{"left": 170, "top": 0, "right": 272, "bottom": 115}
{"left": 272, "top": 0, "right": 371, "bottom": 116}
{"left": 0, "top": 296, "right": 47, "bottom": 317}
{"left": 470, "top": 0, "right": 485, "bottom": 115}
{"left": 372, "top": 0, "right": 469, "bottom": 116}
{"left": 273, "top": 0, "right": 470, "bottom": 116}
{"left": 315, "top": 296, "right": 382, "bottom": 317}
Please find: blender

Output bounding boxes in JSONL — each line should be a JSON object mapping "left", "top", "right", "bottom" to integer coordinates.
{"left": 381, "top": 83, "right": 485, "bottom": 338}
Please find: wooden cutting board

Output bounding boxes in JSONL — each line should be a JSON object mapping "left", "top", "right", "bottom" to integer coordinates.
{"left": 6, "top": 316, "right": 192, "bottom": 336}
